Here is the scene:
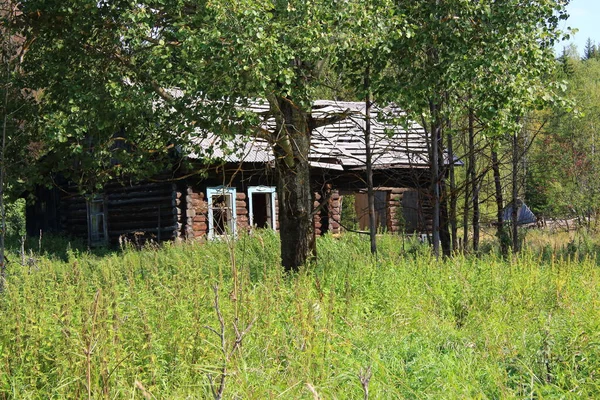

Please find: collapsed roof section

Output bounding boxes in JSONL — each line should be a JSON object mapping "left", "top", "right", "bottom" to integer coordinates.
{"left": 187, "top": 100, "right": 433, "bottom": 171}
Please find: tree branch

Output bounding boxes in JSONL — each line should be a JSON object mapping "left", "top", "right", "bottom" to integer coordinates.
{"left": 309, "top": 109, "right": 353, "bottom": 130}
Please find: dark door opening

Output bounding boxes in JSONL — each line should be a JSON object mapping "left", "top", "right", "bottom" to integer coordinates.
{"left": 251, "top": 192, "right": 272, "bottom": 229}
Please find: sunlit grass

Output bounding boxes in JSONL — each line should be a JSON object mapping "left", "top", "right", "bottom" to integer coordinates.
{"left": 0, "top": 231, "right": 599, "bottom": 399}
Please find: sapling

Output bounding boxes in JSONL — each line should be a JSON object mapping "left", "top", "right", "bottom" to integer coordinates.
{"left": 205, "top": 284, "right": 256, "bottom": 400}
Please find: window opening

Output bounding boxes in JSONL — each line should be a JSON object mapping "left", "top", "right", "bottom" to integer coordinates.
{"left": 207, "top": 187, "right": 237, "bottom": 239}
{"left": 87, "top": 195, "right": 107, "bottom": 246}
{"left": 248, "top": 186, "right": 276, "bottom": 230}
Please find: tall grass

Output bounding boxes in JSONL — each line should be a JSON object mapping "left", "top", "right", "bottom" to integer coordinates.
{"left": 0, "top": 231, "right": 599, "bottom": 398}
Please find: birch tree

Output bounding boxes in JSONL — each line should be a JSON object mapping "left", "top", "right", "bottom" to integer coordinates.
{"left": 387, "top": 0, "right": 569, "bottom": 256}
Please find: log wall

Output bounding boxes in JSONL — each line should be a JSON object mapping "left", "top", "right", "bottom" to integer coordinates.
{"left": 313, "top": 189, "right": 341, "bottom": 235}
{"left": 236, "top": 192, "right": 249, "bottom": 232}
{"left": 328, "top": 190, "right": 341, "bottom": 234}
{"left": 57, "top": 182, "right": 181, "bottom": 245}
{"left": 186, "top": 187, "right": 208, "bottom": 239}
{"left": 33, "top": 179, "right": 431, "bottom": 245}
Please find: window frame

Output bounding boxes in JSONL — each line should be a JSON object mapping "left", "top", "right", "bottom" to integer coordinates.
{"left": 247, "top": 186, "right": 277, "bottom": 230}
{"left": 206, "top": 186, "right": 237, "bottom": 239}
{"left": 87, "top": 195, "right": 108, "bottom": 246}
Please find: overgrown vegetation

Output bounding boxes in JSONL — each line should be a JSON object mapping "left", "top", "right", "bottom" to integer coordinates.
{"left": 1, "top": 232, "right": 599, "bottom": 398}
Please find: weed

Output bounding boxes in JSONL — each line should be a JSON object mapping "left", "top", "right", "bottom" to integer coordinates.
{"left": 0, "top": 233, "right": 598, "bottom": 398}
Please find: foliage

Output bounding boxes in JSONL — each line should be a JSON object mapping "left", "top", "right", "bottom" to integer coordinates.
{"left": 18, "top": 0, "right": 417, "bottom": 269}
{"left": 3, "top": 198, "right": 24, "bottom": 237}
{"left": 385, "top": 0, "right": 569, "bottom": 131}
{"left": 583, "top": 38, "right": 599, "bottom": 61}
{"left": 528, "top": 56, "right": 600, "bottom": 221}
{"left": 16, "top": 0, "right": 398, "bottom": 190}
{"left": 339, "top": 193, "right": 358, "bottom": 231}
{"left": 1, "top": 232, "right": 600, "bottom": 398}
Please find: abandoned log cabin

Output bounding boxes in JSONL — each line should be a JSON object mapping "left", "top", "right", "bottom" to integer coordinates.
{"left": 26, "top": 100, "right": 438, "bottom": 246}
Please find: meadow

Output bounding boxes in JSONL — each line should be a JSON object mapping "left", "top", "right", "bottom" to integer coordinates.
{"left": 0, "top": 231, "right": 599, "bottom": 399}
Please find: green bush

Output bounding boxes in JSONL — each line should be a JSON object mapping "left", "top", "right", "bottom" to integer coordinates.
{"left": 3, "top": 198, "right": 25, "bottom": 237}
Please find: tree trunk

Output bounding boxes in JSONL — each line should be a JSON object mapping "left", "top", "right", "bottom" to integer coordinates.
{"left": 438, "top": 128, "right": 451, "bottom": 257}
{"left": 439, "top": 183, "right": 452, "bottom": 256}
{"left": 491, "top": 148, "right": 507, "bottom": 256}
{"left": 447, "top": 121, "right": 458, "bottom": 252}
{"left": 468, "top": 109, "right": 480, "bottom": 252}
{"left": 429, "top": 100, "right": 441, "bottom": 258}
{"left": 0, "top": 55, "right": 8, "bottom": 292}
{"left": 511, "top": 130, "right": 519, "bottom": 253}
{"left": 462, "top": 151, "right": 470, "bottom": 252}
{"left": 272, "top": 96, "right": 315, "bottom": 272}
{"left": 364, "top": 67, "right": 377, "bottom": 255}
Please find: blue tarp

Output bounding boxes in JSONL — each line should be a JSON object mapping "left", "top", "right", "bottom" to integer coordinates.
{"left": 502, "top": 201, "right": 537, "bottom": 225}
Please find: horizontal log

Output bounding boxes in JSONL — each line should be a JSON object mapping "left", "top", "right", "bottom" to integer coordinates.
{"left": 104, "top": 182, "right": 170, "bottom": 193}
{"left": 107, "top": 217, "right": 177, "bottom": 229}
{"left": 107, "top": 188, "right": 171, "bottom": 201}
{"left": 109, "top": 226, "right": 178, "bottom": 237}
{"left": 64, "top": 217, "right": 87, "bottom": 225}
{"left": 109, "top": 206, "right": 177, "bottom": 216}
{"left": 192, "top": 212, "right": 207, "bottom": 220}
{"left": 64, "top": 204, "right": 87, "bottom": 213}
{"left": 66, "top": 209, "right": 88, "bottom": 218}
{"left": 107, "top": 217, "right": 177, "bottom": 230}
{"left": 189, "top": 192, "right": 204, "bottom": 200}
{"left": 107, "top": 195, "right": 173, "bottom": 206}
{"left": 192, "top": 199, "right": 206, "bottom": 207}
{"left": 193, "top": 222, "right": 208, "bottom": 231}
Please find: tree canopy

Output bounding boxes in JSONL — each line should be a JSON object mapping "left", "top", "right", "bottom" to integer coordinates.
{"left": 12, "top": 0, "right": 572, "bottom": 264}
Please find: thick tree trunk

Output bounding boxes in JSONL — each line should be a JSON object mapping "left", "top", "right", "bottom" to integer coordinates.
{"left": 491, "top": 148, "right": 507, "bottom": 256}
{"left": 272, "top": 97, "right": 315, "bottom": 272}
{"left": 468, "top": 109, "right": 479, "bottom": 251}
{"left": 364, "top": 67, "right": 377, "bottom": 255}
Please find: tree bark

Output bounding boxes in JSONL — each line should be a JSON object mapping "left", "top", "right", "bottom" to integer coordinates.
{"left": 511, "top": 130, "right": 519, "bottom": 253}
{"left": 272, "top": 96, "right": 315, "bottom": 272}
{"left": 462, "top": 180, "right": 470, "bottom": 252}
{"left": 491, "top": 148, "right": 507, "bottom": 256}
{"left": 468, "top": 109, "right": 480, "bottom": 252}
{"left": 429, "top": 100, "right": 441, "bottom": 258}
{"left": 364, "top": 66, "right": 377, "bottom": 255}
{"left": 447, "top": 122, "right": 458, "bottom": 252}
{"left": 0, "top": 49, "right": 9, "bottom": 292}
{"left": 438, "top": 128, "right": 451, "bottom": 257}
{"left": 439, "top": 182, "right": 452, "bottom": 256}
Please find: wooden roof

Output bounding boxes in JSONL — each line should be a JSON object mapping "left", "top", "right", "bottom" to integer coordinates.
{"left": 188, "top": 100, "right": 431, "bottom": 170}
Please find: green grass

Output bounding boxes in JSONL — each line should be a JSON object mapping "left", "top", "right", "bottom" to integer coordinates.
{"left": 1, "top": 231, "right": 599, "bottom": 399}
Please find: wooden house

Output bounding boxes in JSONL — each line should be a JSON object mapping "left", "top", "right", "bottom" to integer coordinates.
{"left": 26, "top": 100, "right": 436, "bottom": 245}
